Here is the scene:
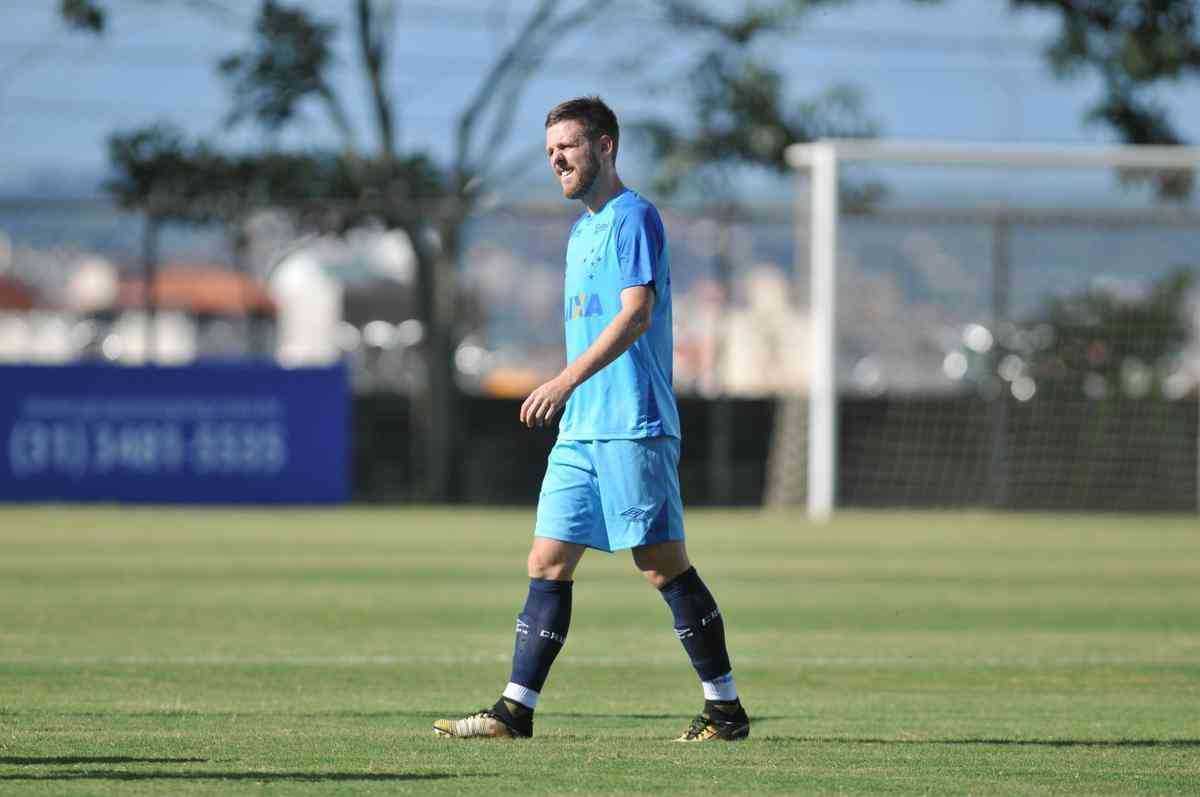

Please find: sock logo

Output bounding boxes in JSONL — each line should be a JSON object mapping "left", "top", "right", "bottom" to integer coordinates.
{"left": 515, "top": 619, "right": 530, "bottom": 636}
{"left": 700, "top": 608, "right": 721, "bottom": 627}
{"left": 674, "top": 626, "right": 695, "bottom": 641}
{"left": 538, "top": 629, "right": 566, "bottom": 644}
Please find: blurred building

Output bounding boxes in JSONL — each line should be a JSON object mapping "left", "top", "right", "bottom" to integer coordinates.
{"left": 673, "top": 267, "right": 810, "bottom": 397}
{"left": 0, "top": 273, "right": 48, "bottom": 362}
{"left": 268, "top": 226, "right": 436, "bottom": 394}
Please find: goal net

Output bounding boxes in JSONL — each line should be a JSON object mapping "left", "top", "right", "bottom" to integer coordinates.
{"left": 781, "top": 141, "right": 1200, "bottom": 520}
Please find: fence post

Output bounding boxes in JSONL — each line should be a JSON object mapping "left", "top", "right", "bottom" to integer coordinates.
{"left": 989, "top": 213, "right": 1011, "bottom": 508}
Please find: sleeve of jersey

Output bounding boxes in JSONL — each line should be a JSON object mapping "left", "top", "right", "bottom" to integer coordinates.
{"left": 614, "top": 206, "right": 663, "bottom": 292}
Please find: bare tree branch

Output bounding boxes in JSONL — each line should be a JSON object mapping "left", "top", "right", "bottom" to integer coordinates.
{"left": 219, "top": 2, "right": 360, "bottom": 160}
{"left": 453, "top": 0, "right": 554, "bottom": 189}
{"left": 317, "top": 83, "right": 360, "bottom": 159}
{"left": 454, "top": 0, "right": 615, "bottom": 191}
{"left": 356, "top": 0, "right": 397, "bottom": 161}
{"left": 481, "top": 1, "right": 616, "bottom": 171}
{"left": 658, "top": 0, "right": 794, "bottom": 44}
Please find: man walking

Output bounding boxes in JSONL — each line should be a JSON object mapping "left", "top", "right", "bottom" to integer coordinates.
{"left": 434, "top": 97, "right": 748, "bottom": 742}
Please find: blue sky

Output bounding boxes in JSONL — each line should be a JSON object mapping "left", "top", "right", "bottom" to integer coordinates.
{"left": 2, "top": 0, "right": 1199, "bottom": 198}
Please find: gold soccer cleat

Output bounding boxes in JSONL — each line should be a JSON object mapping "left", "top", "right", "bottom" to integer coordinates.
{"left": 675, "top": 708, "right": 751, "bottom": 742}
{"left": 432, "top": 709, "right": 527, "bottom": 739}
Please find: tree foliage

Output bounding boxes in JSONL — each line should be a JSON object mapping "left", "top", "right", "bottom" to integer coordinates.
{"left": 106, "top": 123, "right": 442, "bottom": 229}
{"left": 637, "top": 2, "right": 878, "bottom": 195}
{"left": 59, "top": 0, "right": 105, "bottom": 33}
{"left": 1011, "top": 0, "right": 1200, "bottom": 196}
{"left": 218, "top": 1, "right": 355, "bottom": 150}
{"left": 638, "top": 51, "right": 877, "bottom": 195}
{"left": 641, "top": 0, "right": 1199, "bottom": 197}
{"left": 1014, "top": 0, "right": 1199, "bottom": 145}
{"left": 1027, "top": 269, "right": 1195, "bottom": 399}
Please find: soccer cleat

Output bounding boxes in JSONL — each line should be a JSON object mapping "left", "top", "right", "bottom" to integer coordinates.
{"left": 675, "top": 704, "right": 750, "bottom": 742}
{"left": 432, "top": 708, "right": 529, "bottom": 739}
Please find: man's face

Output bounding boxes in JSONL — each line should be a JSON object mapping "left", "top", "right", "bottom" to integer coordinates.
{"left": 546, "top": 119, "right": 602, "bottom": 200}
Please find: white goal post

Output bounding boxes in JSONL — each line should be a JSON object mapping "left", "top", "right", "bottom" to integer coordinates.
{"left": 786, "top": 140, "right": 1200, "bottom": 522}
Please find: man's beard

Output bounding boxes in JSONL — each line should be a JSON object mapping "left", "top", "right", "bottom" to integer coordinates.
{"left": 565, "top": 147, "right": 600, "bottom": 200}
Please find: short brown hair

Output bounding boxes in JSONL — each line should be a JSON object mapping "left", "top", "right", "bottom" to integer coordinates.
{"left": 545, "top": 96, "right": 619, "bottom": 162}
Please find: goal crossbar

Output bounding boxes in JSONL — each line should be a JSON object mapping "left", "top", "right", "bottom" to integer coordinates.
{"left": 786, "top": 139, "right": 1200, "bottom": 169}
{"left": 787, "top": 139, "right": 1200, "bottom": 522}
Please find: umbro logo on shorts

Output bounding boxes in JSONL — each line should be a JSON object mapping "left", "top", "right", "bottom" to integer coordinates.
{"left": 620, "top": 506, "right": 654, "bottom": 522}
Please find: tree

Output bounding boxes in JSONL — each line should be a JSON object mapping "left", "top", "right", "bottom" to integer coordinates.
{"left": 635, "top": 2, "right": 881, "bottom": 196}
{"left": 64, "top": 0, "right": 616, "bottom": 501}
{"left": 637, "top": 1, "right": 1200, "bottom": 197}
{"left": 1010, "top": 0, "right": 1200, "bottom": 196}
{"left": 1012, "top": 0, "right": 1199, "bottom": 146}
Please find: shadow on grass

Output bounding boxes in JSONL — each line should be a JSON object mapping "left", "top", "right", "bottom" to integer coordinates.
{"left": 0, "top": 757, "right": 207, "bottom": 765}
{"left": 543, "top": 713, "right": 779, "bottom": 725}
{"left": 542, "top": 713, "right": 690, "bottom": 721}
{"left": 762, "top": 737, "right": 1200, "bottom": 748}
{"left": 0, "top": 771, "right": 489, "bottom": 783}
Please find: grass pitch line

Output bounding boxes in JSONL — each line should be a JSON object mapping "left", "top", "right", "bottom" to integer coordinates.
{"left": 3, "top": 654, "right": 1197, "bottom": 668}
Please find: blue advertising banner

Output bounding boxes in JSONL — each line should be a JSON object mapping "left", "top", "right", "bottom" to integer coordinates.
{"left": 0, "top": 363, "right": 349, "bottom": 503}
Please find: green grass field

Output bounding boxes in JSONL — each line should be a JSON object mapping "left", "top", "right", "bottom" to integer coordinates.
{"left": 1, "top": 507, "right": 1198, "bottom": 795}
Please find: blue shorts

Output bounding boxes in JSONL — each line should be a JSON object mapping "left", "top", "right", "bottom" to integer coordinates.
{"left": 533, "top": 436, "right": 686, "bottom": 553}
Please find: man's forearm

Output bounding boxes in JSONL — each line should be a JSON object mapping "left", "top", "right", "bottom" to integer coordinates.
{"left": 560, "top": 308, "right": 650, "bottom": 390}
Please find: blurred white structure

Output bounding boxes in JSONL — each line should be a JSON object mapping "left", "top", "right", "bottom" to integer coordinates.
{"left": 724, "top": 267, "right": 810, "bottom": 395}
{"left": 64, "top": 257, "right": 120, "bottom": 313}
{"left": 671, "top": 270, "right": 809, "bottom": 397}
{"left": 101, "top": 311, "right": 196, "bottom": 365}
{"left": 268, "top": 226, "right": 416, "bottom": 369}
{"left": 271, "top": 251, "right": 344, "bottom": 366}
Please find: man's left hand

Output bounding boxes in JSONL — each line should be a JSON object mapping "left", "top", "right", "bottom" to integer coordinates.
{"left": 520, "top": 375, "right": 574, "bottom": 428}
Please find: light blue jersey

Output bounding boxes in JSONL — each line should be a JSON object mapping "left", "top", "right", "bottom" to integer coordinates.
{"left": 557, "top": 189, "right": 681, "bottom": 440}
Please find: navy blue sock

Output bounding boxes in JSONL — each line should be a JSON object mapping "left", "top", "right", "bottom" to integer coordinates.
{"left": 658, "top": 567, "right": 732, "bottom": 682}
{"left": 507, "top": 577, "right": 572, "bottom": 703}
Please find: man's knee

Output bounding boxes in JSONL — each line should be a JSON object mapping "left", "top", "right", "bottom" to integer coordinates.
{"left": 633, "top": 541, "right": 691, "bottom": 590}
{"left": 527, "top": 539, "right": 584, "bottom": 580}
{"left": 639, "top": 567, "right": 678, "bottom": 590}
